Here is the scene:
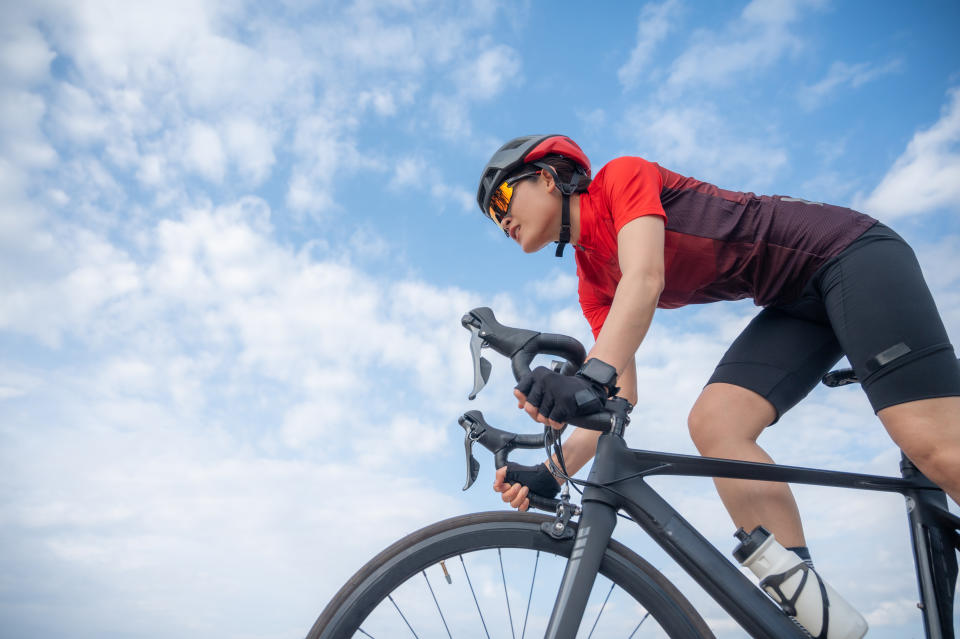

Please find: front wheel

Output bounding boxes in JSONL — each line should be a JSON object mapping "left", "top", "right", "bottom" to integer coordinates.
{"left": 308, "top": 511, "right": 714, "bottom": 638}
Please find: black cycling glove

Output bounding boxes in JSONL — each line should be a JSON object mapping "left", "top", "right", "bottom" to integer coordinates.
{"left": 503, "top": 462, "right": 561, "bottom": 499}
{"left": 515, "top": 366, "right": 607, "bottom": 424}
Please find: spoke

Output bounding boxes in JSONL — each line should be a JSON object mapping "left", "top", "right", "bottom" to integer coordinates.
{"left": 388, "top": 594, "right": 420, "bottom": 638}
{"left": 586, "top": 581, "right": 615, "bottom": 639}
{"left": 422, "top": 569, "right": 453, "bottom": 639}
{"left": 498, "top": 548, "right": 517, "bottom": 639}
{"left": 627, "top": 611, "right": 651, "bottom": 638}
{"left": 357, "top": 629, "right": 376, "bottom": 639}
{"left": 521, "top": 551, "right": 540, "bottom": 639}
{"left": 460, "top": 554, "right": 492, "bottom": 639}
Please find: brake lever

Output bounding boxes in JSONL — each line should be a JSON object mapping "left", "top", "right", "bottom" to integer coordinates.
{"left": 465, "top": 322, "right": 492, "bottom": 400}
{"left": 458, "top": 413, "right": 483, "bottom": 490}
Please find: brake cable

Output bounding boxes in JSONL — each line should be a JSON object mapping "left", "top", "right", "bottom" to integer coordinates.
{"left": 542, "top": 426, "right": 640, "bottom": 524}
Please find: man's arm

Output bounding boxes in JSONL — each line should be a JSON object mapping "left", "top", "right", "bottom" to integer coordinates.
{"left": 588, "top": 215, "right": 665, "bottom": 376}
{"left": 547, "top": 217, "right": 661, "bottom": 476}
{"left": 539, "top": 215, "right": 662, "bottom": 481}
{"left": 498, "top": 216, "right": 663, "bottom": 510}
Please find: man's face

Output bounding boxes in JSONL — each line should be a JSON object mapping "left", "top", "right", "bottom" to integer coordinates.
{"left": 500, "top": 172, "right": 560, "bottom": 254}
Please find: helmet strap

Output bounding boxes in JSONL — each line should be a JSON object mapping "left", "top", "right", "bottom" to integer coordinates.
{"left": 533, "top": 161, "right": 582, "bottom": 258}
{"left": 555, "top": 193, "right": 571, "bottom": 257}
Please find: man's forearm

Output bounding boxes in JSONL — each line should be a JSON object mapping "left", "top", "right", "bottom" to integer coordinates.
{"left": 588, "top": 272, "right": 662, "bottom": 375}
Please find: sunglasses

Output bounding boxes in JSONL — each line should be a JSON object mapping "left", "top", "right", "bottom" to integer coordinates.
{"left": 487, "top": 170, "right": 541, "bottom": 233}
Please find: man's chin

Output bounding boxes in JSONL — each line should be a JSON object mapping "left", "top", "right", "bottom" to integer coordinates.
{"left": 522, "top": 240, "right": 549, "bottom": 254}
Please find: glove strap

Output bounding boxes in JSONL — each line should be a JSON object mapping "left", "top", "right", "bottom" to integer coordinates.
{"left": 577, "top": 358, "right": 619, "bottom": 397}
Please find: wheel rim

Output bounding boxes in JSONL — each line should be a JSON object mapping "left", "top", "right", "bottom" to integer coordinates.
{"left": 315, "top": 514, "right": 711, "bottom": 639}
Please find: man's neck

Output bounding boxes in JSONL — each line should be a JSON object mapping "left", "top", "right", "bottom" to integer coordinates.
{"left": 569, "top": 194, "right": 582, "bottom": 246}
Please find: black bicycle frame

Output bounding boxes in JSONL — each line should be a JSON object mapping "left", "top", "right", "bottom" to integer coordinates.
{"left": 544, "top": 431, "right": 960, "bottom": 639}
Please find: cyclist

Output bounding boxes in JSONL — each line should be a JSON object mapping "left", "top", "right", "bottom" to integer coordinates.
{"left": 478, "top": 134, "right": 960, "bottom": 565}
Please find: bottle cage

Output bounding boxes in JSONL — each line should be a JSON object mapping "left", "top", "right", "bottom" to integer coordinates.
{"left": 759, "top": 563, "right": 830, "bottom": 639}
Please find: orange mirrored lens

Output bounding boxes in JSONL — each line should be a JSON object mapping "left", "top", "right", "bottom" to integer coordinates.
{"left": 487, "top": 181, "right": 513, "bottom": 228}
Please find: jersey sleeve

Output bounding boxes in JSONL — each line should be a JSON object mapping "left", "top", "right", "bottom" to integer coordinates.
{"left": 601, "top": 156, "right": 667, "bottom": 233}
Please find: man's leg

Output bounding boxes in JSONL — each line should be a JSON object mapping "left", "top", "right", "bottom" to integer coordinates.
{"left": 688, "top": 382, "right": 807, "bottom": 547}
{"left": 879, "top": 396, "right": 960, "bottom": 505}
{"left": 812, "top": 224, "right": 960, "bottom": 505}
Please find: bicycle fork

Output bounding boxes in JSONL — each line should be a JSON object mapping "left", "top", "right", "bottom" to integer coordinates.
{"left": 543, "top": 498, "right": 618, "bottom": 639}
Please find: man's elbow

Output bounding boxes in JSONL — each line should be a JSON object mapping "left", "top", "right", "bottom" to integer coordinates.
{"left": 623, "top": 269, "right": 664, "bottom": 298}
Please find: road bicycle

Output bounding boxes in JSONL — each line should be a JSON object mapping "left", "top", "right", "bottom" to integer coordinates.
{"left": 307, "top": 307, "right": 959, "bottom": 638}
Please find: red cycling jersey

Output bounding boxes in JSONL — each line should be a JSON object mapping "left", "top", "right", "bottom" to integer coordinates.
{"left": 575, "top": 157, "right": 876, "bottom": 338}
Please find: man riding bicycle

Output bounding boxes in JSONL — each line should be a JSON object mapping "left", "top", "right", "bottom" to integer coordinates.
{"left": 476, "top": 134, "right": 960, "bottom": 570}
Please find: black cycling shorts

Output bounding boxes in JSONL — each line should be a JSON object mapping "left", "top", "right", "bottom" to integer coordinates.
{"left": 708, "top": 222, "right": 960, "bottom": 422}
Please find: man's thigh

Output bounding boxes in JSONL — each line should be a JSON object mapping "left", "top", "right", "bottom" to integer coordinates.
{"left": 707, "top": 306, "right": 843, "bottom": 424}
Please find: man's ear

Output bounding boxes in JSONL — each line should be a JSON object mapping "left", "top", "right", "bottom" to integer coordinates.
{"left": 540, "top": 168, "right": 557, "bottom": 194}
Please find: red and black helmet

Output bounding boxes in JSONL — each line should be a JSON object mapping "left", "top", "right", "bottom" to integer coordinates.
{"left": 476, "top": 134, "right": 591, "bottom": 217}
{"left": 476, "top": 135, "right": 591, "bottom": 257}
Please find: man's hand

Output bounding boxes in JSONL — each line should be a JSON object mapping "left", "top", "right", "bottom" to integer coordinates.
{"left": 493, "top": 463, "right": 561, "bottom": 512}
{"left": 514, "top": 366, "right": 607, "bottom": 428}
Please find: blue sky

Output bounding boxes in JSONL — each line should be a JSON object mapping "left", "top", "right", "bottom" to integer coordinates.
{"left": 1, "top": 1, "right": 959, "bottom": 637}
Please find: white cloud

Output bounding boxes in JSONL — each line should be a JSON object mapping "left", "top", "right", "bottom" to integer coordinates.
{"left": 1, "top": 404, "right": 464, "bottom": 637}
{"left": 618, "top": 0, "right": 682, "bottom": 89}
{"left": 183, "top": 121, "right": 226, "bottom": 183}
{"left": 286, "top": 172, "right": 336, "bottom": 214}
{"left": 622, "top": 103, "right": 788, "bottom": 187}
{"left": 0, "top": 220, "right": 140, "bottom": 347}
{"left": 0, "top": 0, "right": 510, "bottom": 223}
{"left": 864, "top": 598, "right": 923, "bottom": 628}
{"left": 430, "top": 181, "right": 476, "bottom": 213}
{"left": 390, "top": 155, "right": 430, "bottom": 190}
{"left": 51, "top": 82, "right": 109, "bottom": 144}
{"left": 857, "top": 87, "right": 960, "bottom": 218}
{"left": 358, "top": 87, "right": 399, "bottom": 116}
{"left": 799, "top": 60, "right": 903, "bottom": 109}
{"left": 431, "top": 43, "right": 522, "bottom": 139}
{"left": 530, "top": 270, "right": 579, "bottom": 301}
{"left": 457, "top": 44, "right": 521, "bottom": 100}
{"left": 741, "top": 0, "right": 820, "bottom": 24}
{"left": 60, "top": 0, "right": 215, "bottom": 85}
{"left": 913, "top": 234, "right": 960, "bottom": 346}
{"left": 0, "top": 22, "right": 56, "bottom": 85}
{"left": 0, "top": 189, "right": 485, "bottom": 634}
{"left": 285, "top": 109, "right": 380, "bottom": 215}
{"left": 0, "top": 89, "right": 58, "bottom": 169}
{"left": 666, "top": 0, "right": 822, "bottom": 91}
{"left": 431, "top": 93, "right": 474, "bottom": 138}
{"left": 390, "top": 154, "right": 476, "bottom": 213}
{"left": 223, "top": 117, "right": 276, "bottom": 185}
{"left": 576, "top": 107, "right": 607, "bottom": 132}
{"left": 799, "top": 59, "right": 901, "bottom": 110}
{"left": 136, "top": 153, "right": 168, "bottom": 188}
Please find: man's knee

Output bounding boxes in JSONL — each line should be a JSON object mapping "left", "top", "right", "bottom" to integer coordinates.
{"left": 688, "top": 385, "right": 776, "bottom": 455}
{"left": 688, "top": 406, "right": 718, "bottom": 454}
{"left": 880, "top": 397, "right": 960, "bottom": 489}
{"left": 906, "top": 440, "right": 960, "bottom": 484}
{"left": 688, "top": 403, "right": 747, "bottom": 455}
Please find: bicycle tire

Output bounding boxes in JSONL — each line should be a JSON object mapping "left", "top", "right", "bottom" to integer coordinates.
{"left": 307, "top": 511, "right": 715, "bottom": 639}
